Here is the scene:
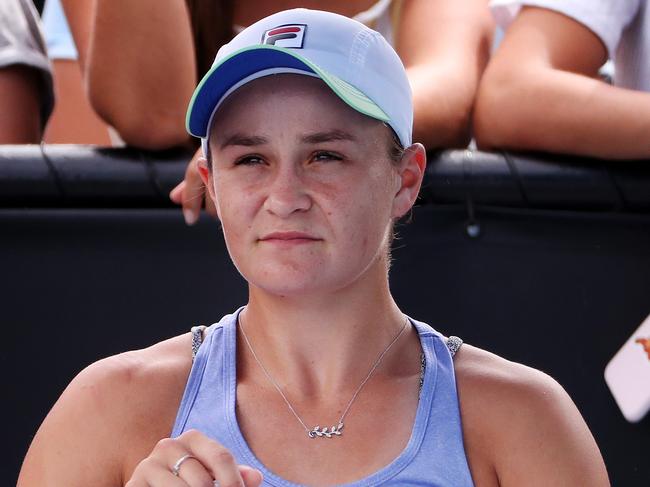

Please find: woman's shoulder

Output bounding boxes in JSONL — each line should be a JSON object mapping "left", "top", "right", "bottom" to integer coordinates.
{"left": 71, "top": 332, "right": 194, "bottom": 419}
{"left": 66, "top": 332, "right": 196, "bottom": 442}
{"left": 18, "top": 332, "right": 195, "bottom": 486}
{"left": 453, "top": 342, "right": 564, "bottom": 403}
{"left": 93, "top": 331, "right": 194, "bottom": 387}
{"left": 452, "top": 344, "right": 609, "bottom": 486}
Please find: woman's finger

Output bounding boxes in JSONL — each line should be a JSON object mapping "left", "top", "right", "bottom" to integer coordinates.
{"left": 146, "top": 458, "right": 190, "bottom": 486}
{"left": 172, "top": 454, "right": 215, "bottom": 486}
{"left": 170, "top": 148, "right": 219, "bottom": 222}
{"left": 169, "top": 179, "right": 185, "bottom": 205}
{"left": 126, "top": 456, "right": 188, "bottom": 487}
{"left": 194, "top": 444, "right": 246, "bottom": 487}
{"left": 181, "top": 154, "right": 205, "bottom": 226}
{"left": 179, "top": 430, "right": 246, "bottom": 486}
{"left": 239, "top": 465, "right": 264, "bottom": 486}
{"left": 148, "top": 437, "right": 216, "bottom": 486}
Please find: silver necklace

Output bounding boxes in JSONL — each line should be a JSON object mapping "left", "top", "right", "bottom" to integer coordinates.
{"left": 239, "top": 314, "right": 409, "bottom": 439}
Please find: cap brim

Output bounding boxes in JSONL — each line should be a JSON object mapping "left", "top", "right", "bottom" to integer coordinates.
{"left": 186, "top": 44, "right": 390, "bottom": 139}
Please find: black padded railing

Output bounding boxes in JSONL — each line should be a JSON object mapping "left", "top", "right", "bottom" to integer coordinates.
{"left": 1, "top": 144, "right": 649, "bottom": 211}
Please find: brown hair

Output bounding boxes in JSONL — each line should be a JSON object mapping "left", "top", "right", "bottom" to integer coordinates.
{"left": 185, "top": 0, "right": 235, "bottom": 80}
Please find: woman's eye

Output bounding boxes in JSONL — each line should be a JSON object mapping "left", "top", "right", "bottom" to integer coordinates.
{"left": 235, "top": 155, "right": 265, "bottom": 166}
{"left": 312, "top": 151, "right": 343, "bottom": 162}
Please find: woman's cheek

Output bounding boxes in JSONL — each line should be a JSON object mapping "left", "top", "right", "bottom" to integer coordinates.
{"left": 216, "top": 199, "right": 246, "bottom": 250}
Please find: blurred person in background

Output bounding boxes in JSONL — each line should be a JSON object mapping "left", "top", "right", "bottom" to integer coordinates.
{"left": 60, "top": 0, "right": 494, "bottom": 224}
{"left": 474, "top": 1, "right": 650, "bottom": 159}
{"left": 0, "top": 0, "right": 53, "bottom": 143}
{"left": 40, "top": 0, "right": 112, "bottom": 144}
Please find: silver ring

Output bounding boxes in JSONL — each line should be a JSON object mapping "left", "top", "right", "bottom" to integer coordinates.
{"left": 171, "top": 454, "right": 196, "bottom": 477}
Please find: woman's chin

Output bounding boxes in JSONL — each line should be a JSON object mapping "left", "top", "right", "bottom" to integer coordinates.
{"left": 248, "top": 276, "right": 331, "bottom": 298}
{"left": 243, "top": 267, "right": 351, "bottom": 299}
{"left": 238, "top": 254, "right": 385, "bottom": 300}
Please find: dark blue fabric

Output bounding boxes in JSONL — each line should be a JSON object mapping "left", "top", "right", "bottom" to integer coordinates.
{"left": 188, "top": 49, "right": 316, "bottom": 137}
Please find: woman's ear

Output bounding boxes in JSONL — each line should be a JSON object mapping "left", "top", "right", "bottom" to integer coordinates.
{"left": 391, "top": 143, "right": 427, "bottom": 219}
{"left": 197, "top": 156, "right": 220, "bottom": 219}
{"left": 197, "top": 156, "right": 215, "bottom": 200}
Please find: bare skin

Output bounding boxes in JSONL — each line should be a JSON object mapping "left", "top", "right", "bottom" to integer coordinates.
{"left": 61, "top": 0, "right": 493, "bottom": 223}
{"left": 19, "top": 77, "right": 609, "bottom": 487}
{"left": 0, "top": 65, "right": 43, "bottom": 143}
{"left": 17, "top": 331, "right": 610, "bottom": 486}
{"left": 61, "top": 0, "right": 196, "bottom": 150}
{"left": 474, "top": 6, "right": 650, "bottom": 159}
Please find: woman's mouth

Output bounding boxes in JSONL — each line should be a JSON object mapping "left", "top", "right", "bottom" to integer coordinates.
{"left": 259, "top": 232, "right": 322, "bottom": 244}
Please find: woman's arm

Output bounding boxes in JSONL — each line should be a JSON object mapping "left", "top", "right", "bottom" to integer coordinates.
{"left": 474, "top": 7, "right": 650, "bottom": 159}
{"left": 61, "top": 0, "right": 196, "bottom": 149}
{"left": 18, "top": 335, "right": 262, "bottom": 486}
{"left": 17, "top": 338, "right": 191, "bottom": 486}
{"left": 18, "top": 355, "right": 144, "bottom": 486}
{"left": 396, "top": 0, "right": 494, "bottom": 149}
{"left": 456, "top": 345, "right": 610, "bottom": 487}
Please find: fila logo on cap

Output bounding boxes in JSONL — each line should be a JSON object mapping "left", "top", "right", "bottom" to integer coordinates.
{"left": 262, "top": 24, "right": 307, "bottom": 48}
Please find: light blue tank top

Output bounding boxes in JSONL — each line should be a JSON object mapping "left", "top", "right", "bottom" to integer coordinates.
{"left": 171, "top": 309, "right": 474, "bottom": 486}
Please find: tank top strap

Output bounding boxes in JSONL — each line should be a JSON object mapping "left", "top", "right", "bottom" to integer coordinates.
{"left": 191, "top": 325, "right": 207, "bottom": 360}
{"left": 446, "top": 335, "right": 463, "bottom": 357}
{"left": 171, "top": 311, "right": 241, "bottom": 438}
{"left": 420, "top": 335, "right": 462, "bottom": 391}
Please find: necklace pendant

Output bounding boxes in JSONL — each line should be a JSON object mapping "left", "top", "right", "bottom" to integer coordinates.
{"left": 308, "top": 423, "right": 344, "bottom": 439}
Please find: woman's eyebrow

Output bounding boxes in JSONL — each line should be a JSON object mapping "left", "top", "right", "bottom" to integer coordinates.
{"left": 301, "top": 130, "right": 357, "bottom": 144}
{"left": 219, "top": 133, "right": 269, "bottom": 149}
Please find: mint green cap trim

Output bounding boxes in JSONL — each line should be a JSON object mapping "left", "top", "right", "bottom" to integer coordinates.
{"left": 322, "top": 71, "right": 390, "bottom": 122}
{"left": 186, "top": 44, "right": 390, "bottom": 136}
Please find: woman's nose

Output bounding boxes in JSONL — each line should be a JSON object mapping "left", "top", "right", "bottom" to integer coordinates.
{"left": 263, "top": 166, "right": 312, "bottom": 218}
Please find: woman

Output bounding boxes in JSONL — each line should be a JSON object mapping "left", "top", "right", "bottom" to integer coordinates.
{"left": 19, "top": 9, "right": 609, "bottom": 487}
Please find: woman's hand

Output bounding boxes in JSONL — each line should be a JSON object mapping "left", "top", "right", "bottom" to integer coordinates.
{"left": 125, "top": 429, "right": 263, "bottom": 486}
{"left": 170, "top": 147, "right": 218, "bottom": 226}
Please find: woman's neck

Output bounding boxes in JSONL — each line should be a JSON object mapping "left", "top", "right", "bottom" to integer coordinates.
{"left": 240, "top": 264, "right": 411, "bottom": 397}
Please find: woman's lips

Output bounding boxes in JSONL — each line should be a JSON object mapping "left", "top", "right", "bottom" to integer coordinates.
{"left": 259, "top": 232, "right": 321, "bottom": 244}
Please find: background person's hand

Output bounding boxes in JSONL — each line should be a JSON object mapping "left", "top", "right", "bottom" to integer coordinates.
{"left": 170, "top": 147, "right": 218, "bottom": 225}
{"left": 125, "top": 429, "right": 263, "bottom": 486}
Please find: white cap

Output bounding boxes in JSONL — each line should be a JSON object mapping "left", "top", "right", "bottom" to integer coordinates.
{"left": 186, "top": 8, "right": 413, "bottom": 155}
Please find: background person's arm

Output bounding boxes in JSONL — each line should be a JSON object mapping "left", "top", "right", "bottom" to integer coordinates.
{"left": 0, "top": 66, "right": 43, "bottom": 143}
{"left": 397, "top": 0, "right": 494, "bottom": 149}
{"left": 474, "top": 7, "right": 650, "bottom": 159}
{"left": 61, "top": 0, "right": 196, "bottom": 149}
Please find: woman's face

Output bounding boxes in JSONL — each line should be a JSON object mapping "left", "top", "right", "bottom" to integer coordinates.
{"left": 204, "top": 74, "right": 422, "bottom": 297}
